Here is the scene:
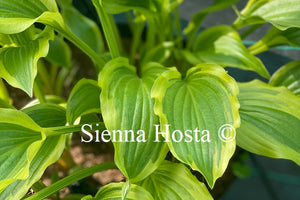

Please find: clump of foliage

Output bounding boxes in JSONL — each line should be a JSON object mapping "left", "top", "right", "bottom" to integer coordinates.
{"left": 0, "top": 0, "right": 299, "bottom": 199}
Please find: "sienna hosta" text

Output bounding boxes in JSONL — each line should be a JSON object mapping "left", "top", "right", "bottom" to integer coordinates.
{"left": 81, "top": 124, "right": 213, "bottom": 143}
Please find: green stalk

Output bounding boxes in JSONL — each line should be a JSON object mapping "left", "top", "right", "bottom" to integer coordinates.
{"left": 248, "top": 40, "right": 269, "bottom": 55}
{"left": 92, "top": 0, "right": 121, "bottom": 59}
{"left": 145, "top": 19, "right": 156, "bottom": 51}
{"left": 130, "top": 18, "right": 144, "bottom": 64}
{"left": 43, "top": 122, "right": 106, "bottom": 138}
{"left": 109, "top": 14, "right": 123, "bottom": 55}
{"left": 24, "top": 162, "right": 117, "bottom": 200}
{"left": 61, "top": 28, "right": 107, "bottom": 68}
{"left": 33, "top": 81, "right": 46, "bottom": 104}
{"left": 174, "top": 7, "right": 183, "bottom": 49}
{"left": 43, "top": 124, "right": 84, "bottom": 137}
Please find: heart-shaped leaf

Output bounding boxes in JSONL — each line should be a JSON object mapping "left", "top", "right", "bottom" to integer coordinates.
{"left": 99, "top": 58, "right": 169, "bottom": 183}
{"left": 0, "top": 104, "right": 66, "bottom": 199}
{"left": 152, "top": 64, "right": 240, "bottom": 187}
{"left": 269, "top": 61, "right": 300, "bottom": 96}
{"left": 237, "top": 80, "right": 300, "bottom": 165}
{"left": 193, "top": 25, "right": 270, "bottom": 78}
{"left": 138, "top": 161, "right": 213, "bottom": 200}
{"left": 0, "top": 108, "right": 44, "bottom": 192}
{"left": 0, "top": 27, "right": 53, "bottom": 95}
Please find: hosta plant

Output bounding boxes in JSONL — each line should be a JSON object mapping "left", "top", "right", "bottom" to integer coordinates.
{"left": 0, "top": 0, "right": 299, "bottom": 199}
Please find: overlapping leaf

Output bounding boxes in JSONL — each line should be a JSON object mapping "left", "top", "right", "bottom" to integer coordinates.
{"left": 193, "top": 25, "right": 270, "bottom": 78}
{"left": 0, "top": 108, "right": 44, "bottom": 192}
{"left": 237, "top": 80, "right": 300, "bottom": 165}
{"left": 83, "top": 182, "right": 153, "bottom": 200}
{"left": 152, "top": 64, "right": 240, "bottom": 187}
{"left": 0, "top": 104, "right": 66, "bottom": 199}
{"left": 0, "top": 0, "right": 105, "bottom": 66}
{"left": 0, "top": 0, "right": 59, "bottom": 34}
{"left": 138, "top": 161, "right": 213, "bottom": 200}
{"left": 0, "top": 27, "right": 53, "bottom": 95}
{"left": 269, "top": 61, "right": 300, "bottom": 97}
{"left": 57, "top": 1, "right": 105, "bottom": 55}
{"left": 99, "top": 58, "right": 168, "bottom": 183}
{"left": 234, "top": 0, "right": 300, "bottom": 30}
{"left": 67, "top": 79, "right": 101, "bottom": 124}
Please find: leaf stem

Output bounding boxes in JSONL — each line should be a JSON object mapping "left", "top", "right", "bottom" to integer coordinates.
{"left": 92, "top": 0, "right": 121, "bottom": 59}
{"left": 43, "top": 122, "right": 106, "bottom": 138}
{"left": 33, "top": 81, "right": 46, "bottom": 104}
{"left": 61, "top": 28, "right": 107, "bottom": 69}
{"left": 248, "top": 40, "right": 269, "bottom": 55}
{"left": 130, "top": 16, "right": 145, "bottom": 64}
{"left": 24, "top": 162, "right": 117, "bottom": 200}
{"left": 43, "top": 124, "right": 83, "bottom": 137}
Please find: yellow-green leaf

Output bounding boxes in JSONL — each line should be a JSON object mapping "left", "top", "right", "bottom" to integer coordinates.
{"left": 234, "top": 0, "right": 300, "bottom": 30}
{"left": 0, "top": 27, "right": 53, "bottom": 95}
{"left": 0, "top": 104, "right": 66, "bottom": 199}
{"left": 99, "top": 58, "right": 169, "bottom": 183}
{"left": 0, "top": 108, "right": 44, "bottom": 192}
{"left": 138, "top": 161, "right": 213, "bottom": 200}
{"left": 193, "top": 25, "right": 270, "bottom": 78}
{"left": 90, "top": 182, "right": 153, "bottom": 200}
{"left": 152, "top": 64, "right": 240, "bottom": 187}
{"left": 237, "top": 80, "right": 300, "bottom": 165}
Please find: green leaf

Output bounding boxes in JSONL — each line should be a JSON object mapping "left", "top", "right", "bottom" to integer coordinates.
{"left": 234, "top": 0, "right": 300, "bottom": 30}
{"left": 252, "top": 0, "right": 300, "bottom": 30}
{"left": 138, "top": 161, "right": 213, "bottom": 200}
{"left": 67, "top": 79, "right": 101, "bottom": 124}
{"left": 0, "top": 108, "right": 44, "bottom": 192}
{"left": 99, "top": 58, "right": 168, "bottom": 183}
{"left": 0, "top": 27, "right": 53, "bottom": 96}
{"left": 91, "top": 182, "right": 153, "bottom": 200}
{"left": 269, "top": 61, "right": 300, "bottom": 96}
{"left": 193, "top": 25, "right": 270, "bottom": 78}
{"left": 151, "top": 64, "right": 240, "bottom": 188}
{"left": 248, "top": 27, "right": 300, "bottom": 55}
{"left": 46, "top": 36, "right": 71, "bottom": 67}
{"left": 59, "top": 4, "right": 105, "bottom": 54}
{"left": 0, "top": 104, "right": 66, "bottom": 199}
{"left": 0, "top": 0, "right": 58, "bottom": 34}
{"left": 22, "top": 103, "right": 66, "bottom": 127}
{"left": 237, "top": 80, "right": 300, "bottom": 165}
{"left": 0, "top": 0, "right": 106, "bottom": 67}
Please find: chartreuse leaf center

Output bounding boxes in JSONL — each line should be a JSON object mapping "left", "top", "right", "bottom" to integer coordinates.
{"left": 151, "top": 64, "right": 240, "bottom": 188}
